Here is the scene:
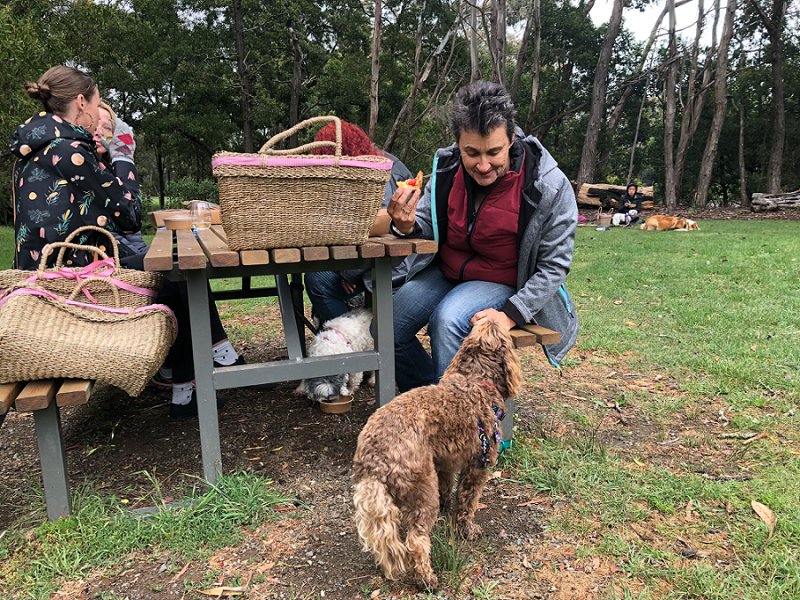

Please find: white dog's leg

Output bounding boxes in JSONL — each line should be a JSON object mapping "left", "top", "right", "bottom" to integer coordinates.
{"left": 343, "top": 372, "right": 364, "bottom": 396}
{"left": 294, "top": 382, "right": 306, "bottom": 396}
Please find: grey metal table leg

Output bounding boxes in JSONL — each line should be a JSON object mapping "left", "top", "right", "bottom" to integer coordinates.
{"left": 501, "top": 398, "right": 515, "bottom": 443}
{"left": 276, "top": 274, "right": 305, "bottom": 360}
{"left": 32, "top": 402, "right": 71, "bottom": 520}
{"left": 185, "top": 270, "right": 222, "bottom": 485}
{"left": 372, "top": 257, "right": 395, "bottom": 406}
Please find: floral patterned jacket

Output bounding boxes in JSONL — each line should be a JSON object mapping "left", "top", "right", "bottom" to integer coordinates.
{"left": 10, "top": 112, "right": 141, "bottom": 270}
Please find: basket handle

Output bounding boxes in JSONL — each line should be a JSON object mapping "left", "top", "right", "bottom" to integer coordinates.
{"left": 56, "top": 225, "right": 122, "bottom": 269}
{"left": 258, "top": 116, "right": 342, "bottom": 161}
{"left": 67, "top": 276, "right": 122, "bottom": 308}
{"left": 38, "top": 243, "right": 112, "bottom": 277}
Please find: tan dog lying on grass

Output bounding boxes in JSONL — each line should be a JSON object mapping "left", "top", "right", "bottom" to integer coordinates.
{"left": 352, "top": 319, "right": 522, "bottom": 589}
{"left": 640, "top": 214, "right": 700, "bottom": 231}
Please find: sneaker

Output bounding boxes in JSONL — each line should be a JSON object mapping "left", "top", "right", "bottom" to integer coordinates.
{"left": 214, "top": 354, "right": 246, "bottom": 369}
{"left": 169, "top": 391, "right": 227, "bottom": 422}
{"left": 498, "top": 439, "right": 513, "bottom": 455}
{"left": 150, "top": 369, "right": 173, "bottom": 392}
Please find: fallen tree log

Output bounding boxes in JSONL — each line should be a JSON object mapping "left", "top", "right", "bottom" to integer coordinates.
{"left": 751, "top": 190, "right": 800, "bottom": 212}
{"left": 575, "top": 182, "right": 655, "bottom": 208}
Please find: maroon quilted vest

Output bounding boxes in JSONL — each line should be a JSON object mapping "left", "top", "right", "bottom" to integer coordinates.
{"left": 438, "top": 163, "right": 524, "bottom": 286}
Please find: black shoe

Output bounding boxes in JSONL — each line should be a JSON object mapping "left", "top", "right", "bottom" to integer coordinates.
{"left": 213, "top": 355, "right": 246, "bottom": 369}
{"left": 169, "top": 391, "right": 227, "bottom": 422}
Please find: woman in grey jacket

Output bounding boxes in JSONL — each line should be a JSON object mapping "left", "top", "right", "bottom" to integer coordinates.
{"left": 386, "top": 81, "right": 579, "bottom": 392}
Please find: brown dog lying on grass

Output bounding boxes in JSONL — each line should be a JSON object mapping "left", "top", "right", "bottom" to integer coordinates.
{"left": 640, "top": 214, "right": 700, "bottom": 231}
{"left": 352, "top": 319, "right": 522, "bottom": 589}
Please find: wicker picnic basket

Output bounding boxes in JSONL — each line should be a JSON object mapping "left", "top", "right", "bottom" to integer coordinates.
{"left": 0, "top": 226, "right": 163, "bottom": 309}
{"left": 212, "top": 116, "right": 393, "bottom": 250}
{"left": 0, "top": 278, "right": 177, "bottom": 396}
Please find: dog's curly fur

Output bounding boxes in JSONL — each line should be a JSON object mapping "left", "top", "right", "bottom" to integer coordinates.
{"left": 352, "top": 319, "right": 522, "bottom": 588}
{"left": 296, "top": 308, "right": 374, "bottom": 403}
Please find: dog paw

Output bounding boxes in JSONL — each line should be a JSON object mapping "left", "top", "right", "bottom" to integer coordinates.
{"left": 456, "top": 521, "right": 482, "bottom": 541}
{"left": 414, "top": 570, "right": 438, "bottom": 590}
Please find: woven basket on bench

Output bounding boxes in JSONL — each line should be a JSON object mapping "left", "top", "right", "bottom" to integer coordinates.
{"left": 0, "top": 226, "right": 163, "bottom": 309}
{"left": 212, "top": 116, "right": 392, "bottom": 251}
{"left": 0, "top": 278, "right": 176, "bottom": 396}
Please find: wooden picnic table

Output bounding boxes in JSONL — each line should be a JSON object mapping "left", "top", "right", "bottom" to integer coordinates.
{"left": 143, "top": 222, "right": 437, "bottom": 484}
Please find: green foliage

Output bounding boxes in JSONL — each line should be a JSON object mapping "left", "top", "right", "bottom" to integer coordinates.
{"left": 164, "top": 177, "right": 218, "bottom": 204}
{"left": 0, "top": 471, "right": 294, "bottom": 599}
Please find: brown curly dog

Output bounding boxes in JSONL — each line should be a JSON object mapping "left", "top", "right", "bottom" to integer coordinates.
{"left": 352, "top": 319, "right": 522, "bottom": 589}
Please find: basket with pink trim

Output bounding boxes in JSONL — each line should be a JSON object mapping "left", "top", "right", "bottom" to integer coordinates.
{"left": 212, "top": 116, "right": 392, "bottom": 250}
{"left": 0, "top": 226, "right": 163, "bottom": 309}
{"left": 0, "top": 277, "right": 176, "bottom": 396}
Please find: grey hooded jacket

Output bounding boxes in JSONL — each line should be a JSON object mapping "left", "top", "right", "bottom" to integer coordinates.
{"left": 395, "top": 131, "right": 579, "bottom": 365}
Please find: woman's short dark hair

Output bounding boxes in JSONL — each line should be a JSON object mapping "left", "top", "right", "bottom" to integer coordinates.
{"left": 25, "top": 66, "right": 97, "bottom": 117}
{"left": 450, "top": 81, "right": 516, "bottom": 142}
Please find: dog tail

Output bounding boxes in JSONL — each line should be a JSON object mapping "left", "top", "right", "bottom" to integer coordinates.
{"left": 353, "top": 477, "right": 407, "bottom": 580}
{"left": 639, "top": 223, "right": 646, "bottom": 230}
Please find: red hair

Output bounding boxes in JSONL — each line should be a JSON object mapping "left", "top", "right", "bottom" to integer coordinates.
{"left": 312, "top": 120, "right": 379, "bottom": 156}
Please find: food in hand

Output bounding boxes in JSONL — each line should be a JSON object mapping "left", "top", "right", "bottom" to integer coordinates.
{"left": 398, "top": 170, "right": 424, "bottom": 190}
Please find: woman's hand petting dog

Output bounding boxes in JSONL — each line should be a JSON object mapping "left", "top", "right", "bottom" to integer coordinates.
{"left": 470, "top": 308, "right": 516, "bottom": 331}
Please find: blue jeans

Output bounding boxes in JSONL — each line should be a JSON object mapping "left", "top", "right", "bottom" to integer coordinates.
{"left": 304, "top": 270, "right": 366, "bottom": 324}
{"left": 390, "top": 263, "right": 515, "bottom": 392}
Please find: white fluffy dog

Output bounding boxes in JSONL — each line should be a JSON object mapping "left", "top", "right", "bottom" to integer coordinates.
{"left": 612, "top": 209, "right": 638, "bottom": 226}
{"left": 296, "top": 308, "right": 374, "bottom": 403}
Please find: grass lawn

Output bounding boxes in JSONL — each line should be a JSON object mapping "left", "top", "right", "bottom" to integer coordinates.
{"left": 0, "top": 220, "right": 798, "bottom": 598}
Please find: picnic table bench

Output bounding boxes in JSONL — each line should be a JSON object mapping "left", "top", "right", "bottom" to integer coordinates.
{"left": 1, "top": 379, "right": 93, "bottom": 520}
{"left": 143, "top": 224, "right": 437, "bottom": 485}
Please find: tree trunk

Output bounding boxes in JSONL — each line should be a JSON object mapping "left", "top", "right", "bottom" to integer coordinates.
{"left": 490, "top": 0, "right": 507, "bottom": 85}
{"left": 232, "top": 0, "right": 253, "bottom": 153}
{"left": 575, "top": 0, "right": 625, "bottom": 189}
{"left": 528, "top": 0, "right": 542, "bottom": 120}
{"left": 626, "top": 85, "right": 646, "bottom": 183}
{"left": 673, "top": 0, "right": 711, "bottom": 193}
{"left": 749, "top": 0, "right": 787, "bottom": 194}
{"left": 156, "top": 141, "right": 166, "bottom": 208}
{"left": 469, "top": 2, "right": 480, "bottom": 82}
{"left": 368, "top": 0, "right": 382, "bottom": 140}
{"left": 510, "top": 0, "right": 535, "bottom": 101}
{"left": 288, "top": 24, "right": 303, "bottom": 148}
{"left": 383, "top": 7, "right": 458, "bottom": 151}
{"left": 739, "top": 105, "right": 749, "bottom": 207}
{"left": 402, "top": 0, "right": 429, "bottom": 159}
{"left": 694, "top": 0, "right": 737, "bottom": 207}
{"left": 663, "top": 0, "right": 679, "bottom": 211}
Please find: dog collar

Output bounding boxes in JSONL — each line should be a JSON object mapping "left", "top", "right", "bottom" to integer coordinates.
{"left": 321, "top": 326, "right": 352, "bottom": 348}
{"left": 477, "top": 405, "right": 505, "bottom": 467}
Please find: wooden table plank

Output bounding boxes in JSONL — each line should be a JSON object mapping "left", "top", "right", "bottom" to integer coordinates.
{"left": 211, "top": 225, "right": 227, "bottom": 242}
{"left": 358, "top": 242, "right": 385, "bottom": 258}
{"left": 196, "top": 229, "right": 239, "bottom": 267}
{"left": 176, "top": 230, "right": 207, "bottom": 270}
{"left": 410, "top": 239, "right": 438, "bottom": 254}
{"left": 240, "top": 250, "right": 270, "bottom": 266}
{"left": 56, "top": 379, "right": 93, "bottom": 408}
{"left": 302, "top": 247, "right": 330, "bottom": 261}
{"left": 330, "top": 245, "right": 359, "bottom": 260}
{"left": 371, "top": 236, "right": 413, "bottom": 256}
{"left": 143, "top": 229, "right": 174, "bottom": 271}
{"left": 271, "top": 248, "right": 302, "bottom": 263}
{"left": 519, "top": 323, "right": 561, "bottom": 345}
{"left": 14, "top": 380, "right": 59, "bottom": 412}
{"left": 0, "top": 382, "right": 23, "bottom": 415}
